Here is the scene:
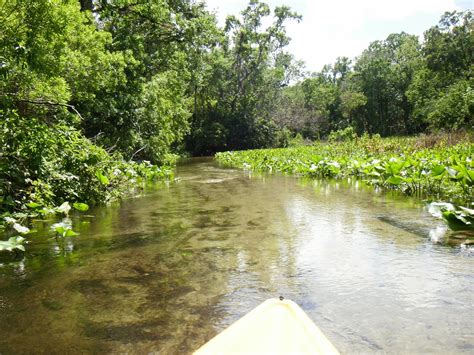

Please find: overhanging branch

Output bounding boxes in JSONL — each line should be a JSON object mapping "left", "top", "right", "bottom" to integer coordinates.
{"left": 9, "top": 96, "right": 84, "bottom": 121}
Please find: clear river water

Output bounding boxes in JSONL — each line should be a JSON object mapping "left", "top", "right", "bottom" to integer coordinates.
{"left": 0, "top": 158, "right": 472, "bottom": 354}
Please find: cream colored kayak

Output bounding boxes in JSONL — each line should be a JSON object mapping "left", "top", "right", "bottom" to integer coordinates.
{"left": 194, "top": 298, "right": 339, "bottom": 355}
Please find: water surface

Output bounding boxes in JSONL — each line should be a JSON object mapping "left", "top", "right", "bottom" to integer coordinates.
{"left": 0, "top": 158, "right": 472, "bottom": 353}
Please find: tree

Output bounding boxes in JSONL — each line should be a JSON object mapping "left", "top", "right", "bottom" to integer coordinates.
{"left": 271, "top": 57, "right": 368, "bottom": 139}
{"left": 186, "top": 0, "right": 301, "bottom": 154}
{"left": 300, "top": 74, "right": 340, "bottom": 137}
{"left": 63, "top": 0, "right": 220, "bottom": 162}
{"left": 407, "top": 10, "right": 473, "bottom": 130}
{"left": 352, "top": 32, "right": 421, "bottom": 135}
{"left": 0, "top": 0, "right": 126, "bottom": 126}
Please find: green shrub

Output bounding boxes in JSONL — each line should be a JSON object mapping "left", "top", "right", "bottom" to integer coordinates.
{"left": 0, "top": 110, "right": 172, "bottom": 215}
{"left": 328, "top": 127, "right": 357, "bottom": 142}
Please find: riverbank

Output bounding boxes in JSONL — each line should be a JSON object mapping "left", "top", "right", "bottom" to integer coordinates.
{"left": 216, "top": 133, "right": 474, "bottom": 212}
{"left": 0, "top": 113, "right": 175, "bottom": 246}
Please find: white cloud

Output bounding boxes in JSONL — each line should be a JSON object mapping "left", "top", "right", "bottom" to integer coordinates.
{"left": 204, "top": 0, "right": 461, "bottom": 72}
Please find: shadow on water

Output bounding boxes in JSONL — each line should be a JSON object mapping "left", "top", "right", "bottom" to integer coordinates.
{"left": 0, "top": 157, "right": 472, "bottom": 354}
{"left": 376, "top": 215, "right": 430, "bottom": 237}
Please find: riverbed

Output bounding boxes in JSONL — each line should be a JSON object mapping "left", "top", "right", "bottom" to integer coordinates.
{"left": 0, "top": 158, "right": 472, "bottom": 353}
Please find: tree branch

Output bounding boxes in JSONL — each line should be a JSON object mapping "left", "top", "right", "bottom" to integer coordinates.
{"left": 10, "top": 97, "right": 84, "bottom": 121}
{"left": 130, "top": 145, "right": 147, "bottom": 161}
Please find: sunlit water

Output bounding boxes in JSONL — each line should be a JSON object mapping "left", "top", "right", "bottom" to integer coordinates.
{"left": 0, "top": 158, "right": 472, "bottom": 354}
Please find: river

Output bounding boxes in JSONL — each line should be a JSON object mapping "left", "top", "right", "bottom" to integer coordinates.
{"left": 0, "top": 158, "right": 472, "bottom": 353}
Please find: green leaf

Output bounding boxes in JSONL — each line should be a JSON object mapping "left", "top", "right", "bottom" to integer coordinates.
{"left": 96, "top": 171, "right": 110, "bottom": 185}
{"left": 26, "top": 202, "right": 41, "bottom": 209}
{"left": 50, "top": 222, "right": 79, "bottom": 238}
{"left": 431, "top": 165, "right": 445, "bottom": 176}
{"left": 38, "top": 207, "right": 57, "bottom": 215}
{"left": 458, "top": 206, "right": 474, "bottom": 216}
{"left": 465, "top": 170, "right": 474, "bottom": 185}
{"left": 428, "top": 202, "right": 455, "bottom": 218}
{"left": 0, "top": 241, "right": 13, "bottom": 252}
{"left": 386, "top": 176, "right": 402, "bottom": 185}
{"left": 51, "top": 222, "right": 69, "bottom": 235}
{"left": 65, "top": 230, "right": 79, "bottom": 237}
{"left": 446, "top": 167, "right": 458, "bottom": 178}
{"left": 73, "top": 202, "right": 89, "bottom": 212}
{"left": 13, "top": 223, "right": 30, "bottom": 234}
{"left": 4, "top": 217, "right": 16, "bottom": 224}
{"left": 441, "top": 210, "right": 474, "bottom": 231}
{"left": 12, "top": 236, "right": 26, "bottom": 244}
{"left": 0, "top": 236, "right": 26, "bottom": 253}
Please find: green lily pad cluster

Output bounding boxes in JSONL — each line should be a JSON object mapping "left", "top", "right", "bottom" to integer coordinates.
{"left": 216, "top": 136, "right": 473, "bottom": 230}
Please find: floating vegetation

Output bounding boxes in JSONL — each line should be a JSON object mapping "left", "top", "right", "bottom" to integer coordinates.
{"left": 216, "top": 135, "right": 474, "bottom": 231}
{"left": 0, "top": 236, "right": 26, "bottom": 253}
{"left": 428, "top": 202, "right": 474, "bottom": 232}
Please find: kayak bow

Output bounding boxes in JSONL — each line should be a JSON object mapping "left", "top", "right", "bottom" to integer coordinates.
{"left": 194, "top": 298, "right": 339, "bottom": 354}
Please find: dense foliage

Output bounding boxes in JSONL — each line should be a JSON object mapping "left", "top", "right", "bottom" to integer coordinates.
{"left": 0, "top": 0, "right": 218, "bottom": 163}
{"left": 0, "top": 109, "right": 172, "bottom": 218}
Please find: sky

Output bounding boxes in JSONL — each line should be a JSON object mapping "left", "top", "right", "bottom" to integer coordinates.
{"left": 203, "top": 0, "right": 472, "bottom": 73}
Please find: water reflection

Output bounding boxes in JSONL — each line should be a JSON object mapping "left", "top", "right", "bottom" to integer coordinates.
{"left": 0, "top": 158, "right": 472, "bottom": 353}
